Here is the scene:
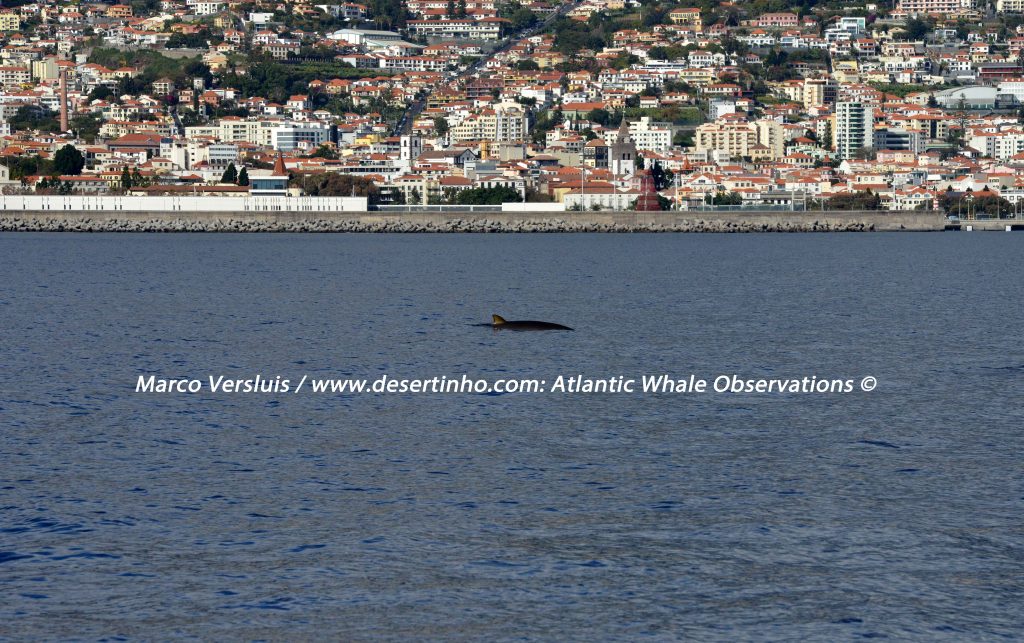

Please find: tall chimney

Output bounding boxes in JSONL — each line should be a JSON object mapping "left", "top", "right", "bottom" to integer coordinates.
{"left": 59, "top": 68, "right": 69, "bottom": 133}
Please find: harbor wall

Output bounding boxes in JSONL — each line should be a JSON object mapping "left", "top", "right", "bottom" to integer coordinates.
{"left": 0, "top": 210, "right": 981, "bottom": 233}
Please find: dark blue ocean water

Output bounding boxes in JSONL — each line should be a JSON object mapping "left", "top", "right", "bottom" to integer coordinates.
{"left": 1, "top": 232, "right": 1023, "bottom": 640}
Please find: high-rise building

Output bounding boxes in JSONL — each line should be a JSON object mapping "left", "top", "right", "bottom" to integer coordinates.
{"left": 834, "top": 102, "right": 873, "bottom": 160}
{"left": 695, "top": 121, "right": 757, "bottom": 158}
{"left": 449, "top": 105, "right": 528, "bottom": 144}
{"left": 694, "top": 119, "right": 787, "bottom": 160}
{"left": 612, "top": 116, "right": 673, "bottom": 153}
{"left": 803, "top": 77, "right": 837, "bottom": 109}
{"left": 753, "top": 120, "right": 786, "bottom": 159}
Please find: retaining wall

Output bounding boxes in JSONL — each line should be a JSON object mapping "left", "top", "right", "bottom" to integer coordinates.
{"left": 0, "top": 210, "right": 963, "bottom": 233}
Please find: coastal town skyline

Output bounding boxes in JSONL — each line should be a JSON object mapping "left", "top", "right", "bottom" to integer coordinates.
{"left": 2, "top": 0, "right": 1024, "bottom": 217}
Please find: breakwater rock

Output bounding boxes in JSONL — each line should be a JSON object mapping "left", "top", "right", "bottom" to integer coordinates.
{"left": 0, "top": 215, "right": 893, "bottom": 233}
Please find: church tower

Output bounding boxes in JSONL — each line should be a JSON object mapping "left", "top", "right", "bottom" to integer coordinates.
{"left": 609, "top": 119, "right": 636, "bottom": 177}
{"left": 400, "top": 134, "right": 422, "bottom": 167}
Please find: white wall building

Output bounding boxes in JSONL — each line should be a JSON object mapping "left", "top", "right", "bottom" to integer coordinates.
{"left": 968, "top": 128, "right": 1024, "bottom": 160}
{"left": 271, "top": 123, "right": 331, "bottom": 152}
{"left": 625, "top": 117, "right": 673, "bottom": 153}
{"left": 834, "top": 102, "right": 874, "bottom": 160}
{"left": 187, "top": 0, "right": 225, "bottom": 15}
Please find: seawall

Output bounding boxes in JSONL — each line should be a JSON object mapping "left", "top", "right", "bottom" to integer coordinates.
{"left": 0, "top": 210, "right": 972, "bottom": 233}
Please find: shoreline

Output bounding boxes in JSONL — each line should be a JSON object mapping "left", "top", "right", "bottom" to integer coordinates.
{"left": 0, "top": 210, "right": 1004, "bottom": 232}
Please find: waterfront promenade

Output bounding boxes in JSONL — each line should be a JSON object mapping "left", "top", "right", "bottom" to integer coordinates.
{"left": 0, "top": 194, "right": 1012, "bottom": 232}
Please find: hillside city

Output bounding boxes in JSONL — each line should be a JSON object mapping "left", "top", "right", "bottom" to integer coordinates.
{"left": 4, "top": 0, "right": 1024, "bottom": 215}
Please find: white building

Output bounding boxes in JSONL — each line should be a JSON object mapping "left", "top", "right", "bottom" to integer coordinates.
{"left": 997, "top": 79, "right": 1024, "bottom": 102}
{"left": 316, "top": 3, "right": 367, "bottom": 20}
{"left": 248, "top": 12, "right": 274, "bottom": 28}
{"left": 328, "top": 28, "right": 402, "bottom": 44}
{"left": 625, "top": 117, "right": 673, "bottom": 153}
{"left": 449, "top": 104, "right": 529, "bottom": 143}
{"left": 709, "top": 100, "right": 737, "bottom": 120}
{"left": 897, "top": 0, "right": 975, "bottom": 16}
{"left": 968, "top": 128, "right": 1024, "bottom": 160}
{"left": 271, "top": 123, "right": 331, "bottom": 152}
{"left": 834, "top": 102, "right": 873, "bottom": 160}
{"left": 563, "top": 188, "right": 640, "bottom": 211}
{"left": 187, "top": 0, "right": 225, "bottom": 15}
{"left": 406, "top": 19, "right": 502, "bottom": 40}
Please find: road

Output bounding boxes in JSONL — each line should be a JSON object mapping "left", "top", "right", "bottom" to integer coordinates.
{"left": 391, "top": 1, "right": 581, "bottom": 136}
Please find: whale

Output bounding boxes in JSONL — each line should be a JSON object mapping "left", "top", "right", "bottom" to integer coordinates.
{"left": 481, "top": 314, "right": 574, "bottom": 331}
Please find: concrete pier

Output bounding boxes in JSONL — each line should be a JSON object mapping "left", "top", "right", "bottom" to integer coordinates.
{"left": 0, "top": 209, "right": 987, "bottom": 233}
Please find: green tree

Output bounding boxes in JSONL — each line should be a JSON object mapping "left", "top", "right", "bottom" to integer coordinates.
{"left": 587, "top": 108, "right": 612, "bottom": 126}
{"left": 6, "top": 156, "right": 51, "bottom": 180}
{"left": 510, "top": 7, "right": 537, "bottom": 31}
{"left": 121, "top": 167, "right": 133, "bottom": 191}
{"left": 87, "top": 85, "right": 114, "bottom": 102}
{"left": 551, "top": 17, "right": 607, "bottom": 55}
{"left": 310, "top": 145, "right": 338, "bottom": 159}
{"left": 711, "top": 190, "right": 743, "bottom": 206}
{"left": 183, "top": 60, "right": 213, "bottom": 88}
{"left": 903, "top": 17, "right": 932, "bottom": 40}
{"left": 9, "top": 105, "right": 59, "bottom": 133}
{"left": 70, "top": 114, "right": 103, "bottom": 143}
{"left": 937, "top": 191, "right": 1012, "bottom": 218}
{"left": 53, "top": 145, "right": 85, "bottom": 176}
{"left": 434, "top": 117, "right": 449, "bottom": 136}
{"left": 641, "top": 3, "right": 669, "bottom": 27}
{"left": 131, "top": 168, "right": 148, "bottom": 188}
{"left": 825, "top": 190, "right": 882, "bottom": 210}
{"left": 221, "top": 163, "right": 238, "bottom": 184}
{"left": 166, "top": 29, "right": 212, "bottom": 49}
{"left": 288, "top": 172, "right": 380, "bottom": 202}
{"left": 673, "top": 130, "right": 693, "bottom": 147}
{"left": 531, "top": 108, "right": 562, "bottom": 143}
{"left": 237, "top": 167, "right": 249, "bottom": 186}
{"left": 36, "top": 177, "right": 75, "bottom": 195}
{"left": 649, "top": 160, "right": 673, "bottom": 191}
{"left": 453, "top": 186, "right": 521, "bottom": 204}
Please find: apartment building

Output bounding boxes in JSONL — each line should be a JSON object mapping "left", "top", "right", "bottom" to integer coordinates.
{"left": 968, "top": 128, "right": 1024, "bottom": 159}
{"left": 695, "top": 120, "right": 758, "bottom": 158}
{"left": 896, "top": 0, "right": 975, "bottom": 16}
{"left": 450, "top": 105, "right": 528, "bottom": 143}
{"left": 407, "top": 19, "right": 504, "bottom": 40}
{"left": 0, "top": 65, "right": 30, "bottom": 87}
{"left": 0, "top": 13, "right": 20, "bottom": 31}
{"left": 598, "top": 117, "right": 675, "bottom": 154}
{"left": 834, "top": 102, "right": 874, "bottom": 160}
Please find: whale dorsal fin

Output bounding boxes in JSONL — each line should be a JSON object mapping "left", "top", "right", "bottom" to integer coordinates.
{"left": 492, "top": 314, "right": 507, "bottom": 325}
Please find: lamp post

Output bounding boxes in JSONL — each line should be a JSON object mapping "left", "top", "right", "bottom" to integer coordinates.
{"left": 579, "top": 166, "right": 589, "bottom": 212}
